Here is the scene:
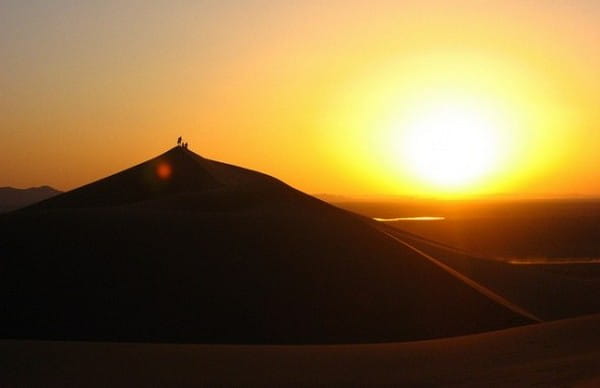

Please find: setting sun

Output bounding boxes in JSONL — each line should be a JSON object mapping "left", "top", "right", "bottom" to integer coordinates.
{"left": 398, "top": 99, "right": 504, "bottom": 188}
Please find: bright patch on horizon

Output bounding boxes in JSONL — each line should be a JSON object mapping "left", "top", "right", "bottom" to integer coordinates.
{"left": 321, "top": 51, "right": 570, "bottom": 198}
{"left": 374, "top": 216, "right": 445, "bottom": 222}
{"left": 398, "top": 100, "right": 504, "bottom": 188}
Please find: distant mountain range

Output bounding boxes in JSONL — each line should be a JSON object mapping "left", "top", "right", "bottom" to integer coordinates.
{"left": 0, "top": 186, "right": 62, "bottom": 213}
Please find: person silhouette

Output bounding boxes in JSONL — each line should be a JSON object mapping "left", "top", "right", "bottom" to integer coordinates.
{"left": 177, "top": 136, "right": 182, "bottom": 146}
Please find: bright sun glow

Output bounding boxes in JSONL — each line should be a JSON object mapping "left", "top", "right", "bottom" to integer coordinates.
{"left": 398, "top": 99, "right": 505, "bottom": 188}
{"left": 323, "top": 51, "right": 569, "bottom": 197}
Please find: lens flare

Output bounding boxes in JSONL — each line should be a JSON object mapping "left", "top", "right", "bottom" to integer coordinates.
{"left": 156, "top": 162, "right": 172, "bottom": 180}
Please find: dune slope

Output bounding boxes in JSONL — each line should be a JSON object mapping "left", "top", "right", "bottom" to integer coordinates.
{"left": 1, "top": 314, "right": 599, "bottom": 387}
{"left": 1, "top": 147, "right": 533, "bottom": 343}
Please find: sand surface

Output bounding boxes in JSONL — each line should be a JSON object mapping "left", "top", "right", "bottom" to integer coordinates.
{"left": 2, "top": 313, "right": 599, "bottom": 387}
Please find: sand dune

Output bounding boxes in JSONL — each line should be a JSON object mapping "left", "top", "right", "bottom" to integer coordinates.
{"left": 382, "top": 226, "right": 600, "bottom": 320}
{"left": 2, "top": 313, "right": 599, "bottom": 387}
{"left": 2, "top": 147, "right": 600, "bottom": 385}
{"left": 1, "top": 147, "right": 534, "bottom": 344}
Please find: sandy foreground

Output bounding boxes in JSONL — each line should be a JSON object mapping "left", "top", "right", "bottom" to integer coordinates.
{"left": 2, "top": 314, "right": 599, "bottom": 387}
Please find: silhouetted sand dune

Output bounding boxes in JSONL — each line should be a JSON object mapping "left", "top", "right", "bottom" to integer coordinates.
{"left": 25, "top": 147, "right": 290, "bottom": 210}
{"left": 1, "top": 147, "right": 533, "bottom": 343}
{"left": 383, "top": 226, "right": 600, "bottom": 320}
{"left": 2, "top": 314, "right": 599, "bottom": 387}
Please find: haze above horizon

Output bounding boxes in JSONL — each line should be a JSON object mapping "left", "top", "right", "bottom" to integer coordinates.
{"left": 2, "top": 0, "right": 600, "bottom": 198}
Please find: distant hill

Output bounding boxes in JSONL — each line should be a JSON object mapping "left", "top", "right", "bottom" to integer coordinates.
{"left": 0, "top": 186, "right": 61, "bottom": 213}
{"left": 0, "top": 147, "right": 532, "bottom": 344}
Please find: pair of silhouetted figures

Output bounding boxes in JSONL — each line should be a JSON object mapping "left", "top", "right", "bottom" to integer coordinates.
{"left": 177, "top": 136, "right": 189, "bottom": 149}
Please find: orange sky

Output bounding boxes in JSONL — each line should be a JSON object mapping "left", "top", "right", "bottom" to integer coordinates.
{"left": 2, "top": 1, "right": 599, "bottom": 197}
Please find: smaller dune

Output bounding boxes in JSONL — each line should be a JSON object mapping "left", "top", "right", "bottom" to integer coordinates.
{"left": 1, "top": 313, "right": 599, "bottom": 387}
